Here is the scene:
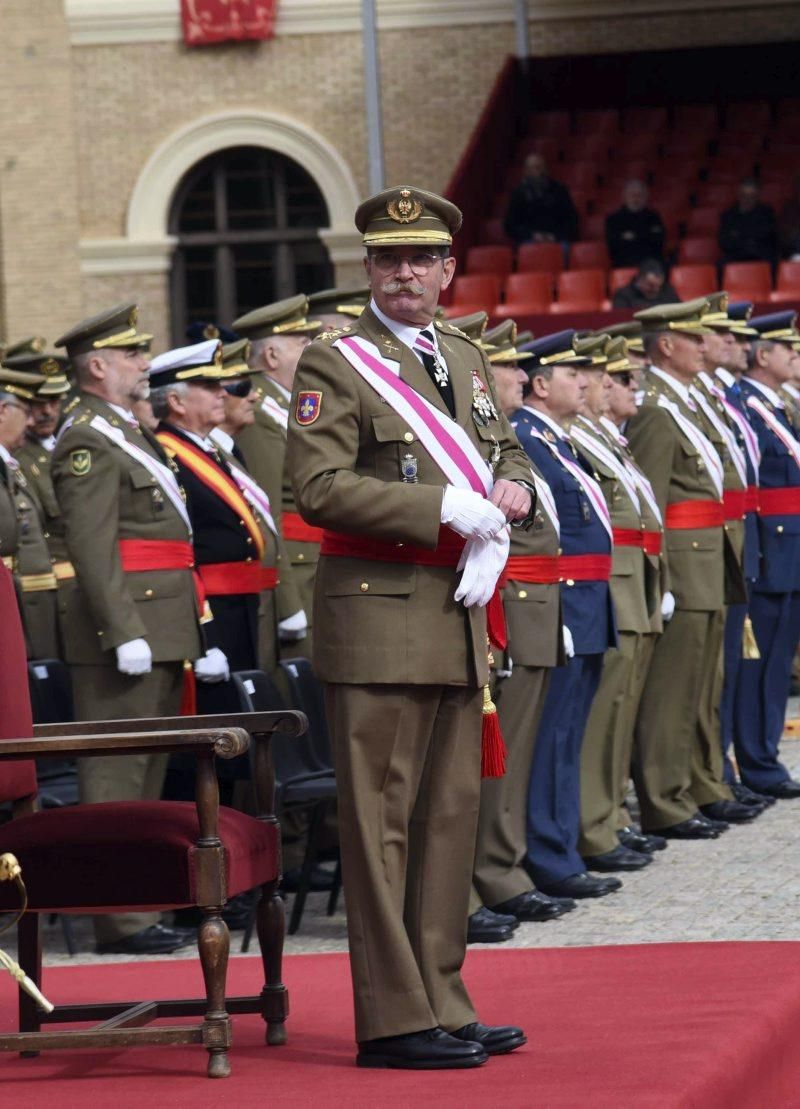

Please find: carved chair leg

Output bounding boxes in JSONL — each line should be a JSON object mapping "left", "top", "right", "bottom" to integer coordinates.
{"left": 18, "top": 912, "right": 42, "bottom": 1056}
{"left": 256, "top": 880, "right": 288, "bottom": 1046}
{"left": 198, "top": 908, "right": 232, "bottom": 1078}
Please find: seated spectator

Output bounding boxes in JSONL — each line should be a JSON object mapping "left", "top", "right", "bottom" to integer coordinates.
{"left": 504, "top": 153, "right": 579, "bottom": 247}
{"left": 779, "top": 174, "right": 800, "bottom": 260}
{"left": 612, "top": 259, "right": 680, "bottom": 309}
{"left": 605, "top": 180, "right": 665, "bottom": 267}
{"left": 719, "top": 178, "right": 778, "bottom": 265}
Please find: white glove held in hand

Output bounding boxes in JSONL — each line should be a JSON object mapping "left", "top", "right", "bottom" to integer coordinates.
{"left": 115, "top": 638, "right": 152, "bottom": 676}
{"left": 194, "top": 646, "right": 230, "bottom": 683}
{"left": 278, "top": 609, "right": 308, "bottom": 642}
{"left": 454, "top": 528, "right": 510, "bottom": 608}
{"left": 661, "top": 591, "right": 676, "bottom": 622}
{"left": 562, "top": 625, "right": 575, "bottom": 659}
{"left": 441, "top": 486, "right": 507, "bottom": 541}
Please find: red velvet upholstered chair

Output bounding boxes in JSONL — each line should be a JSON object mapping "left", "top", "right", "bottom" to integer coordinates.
{"left": 0, "top": 566, "right": 305, "bottom": 1078}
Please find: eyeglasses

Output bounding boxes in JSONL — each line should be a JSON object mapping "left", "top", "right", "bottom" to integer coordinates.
{"left": 222, "top": 378, "right": 252, "bottom": 398}
{"left": 370, "top": 251, "right": 444, "bottom": 275}
{"left": 613, "top": 371, "right": 634, "bottom": 386}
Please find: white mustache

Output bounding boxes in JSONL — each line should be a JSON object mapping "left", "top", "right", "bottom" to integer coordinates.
{"left": 382, "top": 280, "right": 425, "bottom": 296}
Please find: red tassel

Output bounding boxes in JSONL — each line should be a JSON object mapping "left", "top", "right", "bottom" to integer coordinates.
{"left": 481, "top": 684, "right": 507, "bottom": 778}
{"left": 180, "top": 659, "right": 197, "bottom": 716}
{"left": 486, "top": 588, "right": 508, "bottom": 651}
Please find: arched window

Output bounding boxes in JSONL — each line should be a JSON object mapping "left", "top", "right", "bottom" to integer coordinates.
{"left": 168, "top": 146, "right": 333, "bottom": 340}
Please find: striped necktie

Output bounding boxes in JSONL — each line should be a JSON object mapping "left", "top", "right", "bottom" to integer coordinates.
{"left": 414, "top": 329, "right": 455, "bottom": 416}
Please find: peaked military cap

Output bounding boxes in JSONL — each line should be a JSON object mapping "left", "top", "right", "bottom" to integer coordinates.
{"left": 233, "top": 294, "right": 320, "bottom": 341}
{"left": 220, "top": 339, "right": 256, "bottom": 377}
{"left": 487, "top": 339, "right": 533, "bottom": 365}
{"left": 604, "top": 337, "right": 635, "bottom": 374}
{"left": 447, "top": 311, "right": 488, "bottom": 342}
{"left": 5, "top": 336, "right": 47, "bottom": 359}
{"left": 482, "top": 319, "right": 516, "bottom": 349}
{"left": 635, "top": 297, "right": 713, "bottom": 335}
{"left": 186, "top": 320, "right": 239, "bottom": 344}
{"left": 3, "top": 352, "right": 70, "bottom": 397}
{"left": 750, "top": 311, "right": 800, "bottom": 347}
{"left": 149, "top": 339, "right": 223, "bottom": 386}
{"left": 0, "top": 367, "right": 46, "bottom": 401}
{"left": 55, "top": 304, "right": 153, "bottom": 358}
{"left": 601, "top": 320, "right": 644, "bottom": 353}
{"left": 356, "top": 185, "right": 462, "bottom": 246}
{"left": 522, "top": 329, "right": 591, "bottom": 367}
{"left": 575, "top": 332, "right": 612, "bottom": 365}
{"left": 308, "top": 286, "right": 370, "bottom": 319}
{"left": 702, "top": 292, "right": 759, "bottom": 337}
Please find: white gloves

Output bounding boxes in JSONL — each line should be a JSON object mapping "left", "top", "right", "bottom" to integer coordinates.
{"left": 454, "top": 529, "right": 510, "bottom": 608}
{"left": 661, "top": 591, "right": 676, "bottom": 622}
{"left": 562, "top": 625, "right": 575, "bottom": 659}
{"left": 441, "top": 486, "right": 507, "bottom": 541}
{"left": 278, "top": 609, "right": 308, "bottom": 642}
{"left": 116, "top": 637, "right": 152, "bottom": 676}
{"left": 194, "top": 646, "right": 230, "bottom": 683}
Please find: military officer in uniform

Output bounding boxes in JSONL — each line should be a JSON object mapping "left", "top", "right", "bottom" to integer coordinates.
{"left": 288, "top": 185, "right": 532, "bottom": 1068}
{"left": 735, "top": 312, "right": 800, "bottom": 798}
{"left": 307, "top": 286, "right": 369, "bottom": 331}
{"left": 51, "top": 304, "right": 225, "bottom": 955}
{"left": 233, "top": 296, "right": 320, "bottom": 652}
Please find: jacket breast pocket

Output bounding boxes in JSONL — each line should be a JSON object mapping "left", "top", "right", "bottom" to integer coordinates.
{"left": 128, "top": 468, "right": 168, "bottom": 518}
{"left": 370, "top": 413, "right": 421, "bottom": 483}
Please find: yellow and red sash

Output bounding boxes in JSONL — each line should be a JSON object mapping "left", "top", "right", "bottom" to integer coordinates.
{"left": 157, "top": 431, "right": 266, "bottom": 560}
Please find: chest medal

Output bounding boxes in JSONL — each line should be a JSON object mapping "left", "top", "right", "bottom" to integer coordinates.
{"left": 471, "top": 370, "right": 498, "bottom": 427}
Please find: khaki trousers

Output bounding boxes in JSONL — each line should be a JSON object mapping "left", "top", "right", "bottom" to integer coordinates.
{"left": 325, "top": 682, "right": 482, "bottom": 1043}
{"left": 616, "top": 633, "right": 657, "bottom": 829}
{"left": 578, "top": 633, "right": 641, "bottom": 858}
{"left": 633, "top": 609, "right": 725, "bottom": 831}
{"left": 471, "top": 666, "right": 549, "bottom": 911}
{"left": 689, "top": 607, "right": 732, "bottom": 807}
{"left": 73, "top": 662, "right": 183, "bottom": 943}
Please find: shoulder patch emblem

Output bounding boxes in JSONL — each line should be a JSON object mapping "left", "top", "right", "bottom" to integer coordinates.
{"left": 296, "top": 390, "right": 322, "bottom": 426}
{"left": 70, "top": 449, "right": 91, "bottom": 476}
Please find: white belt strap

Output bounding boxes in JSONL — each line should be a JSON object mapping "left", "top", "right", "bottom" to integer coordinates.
{"left": 656, "top": 396, "right": 724, "bottom": 499}
{"left": 746, "top": 396, "right": 800, "bottom": 472}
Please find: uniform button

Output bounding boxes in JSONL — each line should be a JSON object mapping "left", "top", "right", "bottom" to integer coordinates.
{"left": 246, "top": 537, "right": 253, "bottom": 545}
{"left": 97, "top": 630, "right": 103, "bottom": 637}
{"left": 566, "top": 578, "right": 575, "bottom": 586}
{"left": 144, "top": 588, "right": 154, "bottom": 598}
{"left": 360, "top": 582, "right": 369, "bottom": 592}
{"left": 519, "top": 589, "right": 528, "bottom": 598}
{"left": 297, "top": 553, "right": 305, "bottom": 561}
{"left": 724, "top": 524, "right": 729, "bottom": 532}
{"left": 557, "top": 547, "right": 563, "bottom": 556}
{"left": 150, "top": 476, "right": 156, "bottom": 483}
{"left": 558, "top": 576, "right": 564, "bottom": 582}
{"left": 403, "top": 432, "right": 414, "bottom": 443}
{"left": 777, "top": 525, "right": 784, "bottom": 534}
{"left": 43, "top": 531, "right": 50, "bottom": 538}
{"left": 396, "top": 542, "right": 404, "bottom": 548}
{"left": 246, "top": 556, "right": 253, "bottom": 563}
{"left": 692, "top": 541, "right": 699, "bottom": 549}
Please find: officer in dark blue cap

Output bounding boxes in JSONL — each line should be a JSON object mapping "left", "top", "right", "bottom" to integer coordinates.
{"left": 735, "top": 311, "right": 800, "bottom": 798}
{"left": 185, "top": 321, "right": 239, "bottom": 345}
{"left": 511, "top": 330, "right": 619, "bottom": 900}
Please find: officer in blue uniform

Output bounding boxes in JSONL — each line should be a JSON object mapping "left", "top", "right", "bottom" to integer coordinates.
{"left": 512, "top": 331, "right": 619, "bottom": 900}
{"left": 735, "top": 311, "right": 800, "bottom": 798}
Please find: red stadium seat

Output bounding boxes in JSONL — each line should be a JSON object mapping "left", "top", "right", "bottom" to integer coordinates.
{"left": 444, "top": 302, "right": 487, "bottom": 319}
{"left": 722, "top": 262, "right": 773, "bottom": 299}
{"left": 704, "top": 165, "right": 747, "bottom": 186}
{"left": 570, "top": 190, "right": 593, "bottom": 217}
{"left": 574, "top": 108, "right": 619, "bottom": 135}
{"left": 623, "top": 107, "right": 668, "bottom": 133}
{"left": 479, "top": 218, "right": 511, "bottom": 246}
{"left": 517, "top": 136, "right": 562, "bottom": 163}
{"left": 491, "top": 191, "right": 511, "bottom": 218}
{"left": 764, "top": 141, "right": 800, "bottom": 161}
{"left": 570, "top": 241, "right": 610, "bottom": 270}
{"left": 670, "top": 264, "right": 718, "bottom": 300}
{"left": 466, "top": 245, "right": 513, "bottom": 277}
{"left": 529, "top": 110, "right": 571, "bottom": 136}
{"left": 760, "top": 183, "right": 792, "bottom": 210}
{"left": 609, "top": 267, "right": 637, "bottom": 293}
{"left": 685, "top": 207, "right": 720, "bottom": 237}
{"left": 672, "top": 103, "right": 718, "bottom": 131}
{"left": 548, "top": 300, "right": 603, "bottom": 314}
{"left": 760, "top": 156, "right": 800, "bottom": 179}
{"left": 518, "top": 242, "right": 564, "bottom": 275}
{"left": 504, "top": 272, "right": 555, "bottom": 304}
{"left": 723, "top": 101, "right": 771, "bottom": 131}
{"left": 776, "top": 99, "right": 800, "bottom": 123}
{"left": 775, "top": 261, "right": 800, "bottom": 292}
{"left": 695, "top": 183, "right": 736, "bottom": 209}
{"left": 557, "top": 269, "right": 606, "bottom": 302}
{"left": 492, "top": 298, "right": 551, "bottom": 319}
{"left": 561, "top": 133, "right": 614, "bottom": 164}
{"left": 581, "top": 213, "right": 607, "bottom": 241}
{"left": 661, "top": 133, "right": 710, "bottom": 160}
{"left": 678, "top": 237, "right": 719, "bottom": 265}
{"left": 715, "top": 131, "right": 764, "bottom": 157}
{"left": 561, "top": 161, "right": 601, "bottom": 191}
{"left": 452, "top": 274, "right": 500, "bottom": 307}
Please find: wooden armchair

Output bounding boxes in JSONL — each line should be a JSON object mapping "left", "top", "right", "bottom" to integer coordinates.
{"left": 0, "top": 708, "right": 305, "bottom": 1078}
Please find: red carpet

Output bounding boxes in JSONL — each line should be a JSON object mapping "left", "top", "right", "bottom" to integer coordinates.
{"left": 3, "top": 942, "right": 800, "bottom": 1107}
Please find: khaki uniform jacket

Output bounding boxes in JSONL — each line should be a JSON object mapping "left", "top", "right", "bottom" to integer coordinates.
{"left": 236, "top": 377, "right": 305, "bottom": 621}
{"left": 15, "top": 439, "right": 71, "bottom": 565}
{"left": 51, "top": 394, "right": 203, "bottom": 665}
{"left": 626, "top": 369, "right": 733, "bottom": 613}
{"left": 569, "top": 416, "right": 656, "bottom": 633}
{"left": 287, "top": 306, "right": 533, "bottom": 687}
{"left": 503, "top": 461, "right": 561, "bottom": 668}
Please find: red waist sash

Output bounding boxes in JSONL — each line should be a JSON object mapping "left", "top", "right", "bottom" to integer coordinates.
{"left": 757, "top": 487, "right": 800, "bottom": 516}
{"left": 320, "top": 526, "right": 466, "bottom": 565}
{"left": 745, "top": 485, "right": 760, "bottom": 513}
{"left": 665, "top": 500, "right": 725, "bottom": 530}
{"left": 723, "top": 490, "right": 747, "bottom": 520}
{"left": 503, "top": 555, "right": 560, "bottom": 584}
{"left": 282, "top": 511, "right": 324, "bottom": 545}
{"left": 612, "top": 528, "right": 664, "bottom": 557}
{"left": 198, "top": 561, "right": 279, "bottom": 596}
{"left": 118, "top": 537, "right": 207, "bottom": 620}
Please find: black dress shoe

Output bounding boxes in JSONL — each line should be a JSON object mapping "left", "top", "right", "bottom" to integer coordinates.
{"left": 538, "top": 872, "right": 622, "bottom": 899}
{"left": 96, "top": 922, "right": 194, "bottom": 955}
{"left": 281, "top": 864, "right": 336, "bottom": 892}
{"left": 585, "top": 845, "right": 652, "bottom": 872}
{"left": 357, "top": 1027, "right": 488, "bottom": 1069}
{"left": 700, "top": 800, "right": 760, "bottom": 823}
{"left": 732, "top": 782, "right": 775, "bottom": 807}
{"left": 760, "top": 778, "right": 800, "bottom": 800}
{"left": 467, "top": 907, "right": 517, "bottom": 943}
{"left": 658, "top": 817, "right": 719, "bottom": 840}
{"left": 490, "top": 890, "right": 573, "bottom": 921}
{"left": 695, "top": 811, "right": 729, "bottom": 832}
{"left": 451, "top": 1021, "right": 526, "bottom": 1055}
{"left": 618, "top": 827, "right": 667, "bottom": 854}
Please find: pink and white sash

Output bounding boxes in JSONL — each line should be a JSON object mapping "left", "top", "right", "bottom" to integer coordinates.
{"left": 656, "top": 395, "right": 725, "bottom": 499}
{"left": 570, "top": 421, "right": 642, "bottom": 515}
{"left": 334, "top": 334, "right": 492, "bottom": 496}
{"left": 746, "top": 395, "right": 800, "bottom": 472}
{"left": 692, "top": 382, "right": 748, "bottom": 489}
{"left": 228, "top": 461, "right": 278, "bottom": 538}
{"left": 599, "top": 417, "right": 663, "bottom": 527}
{"left": 528, "top": 425, "right": 613, "bottom": 541}
{"left": 261, "top": 393, "right": 289, "bottom": 431}
{"left": 720, "top": 397, "right": 760, "bottom": 478}
{"left": 529, "top": 469, "right": 560, "bottom": 539}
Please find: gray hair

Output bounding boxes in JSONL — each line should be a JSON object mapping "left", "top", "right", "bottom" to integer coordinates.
{"left": 745, "top": 339, "right": 774, "bottom": 372}
{"left": 0, "top": 391, "right": 24, "bottom": 408}
{"left": 149, "top": 381, "right": 189, "bottom": 420}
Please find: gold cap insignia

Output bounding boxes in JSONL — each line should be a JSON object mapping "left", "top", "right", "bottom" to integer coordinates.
{"left": 214, "top": 345, "right": 223, "bottom": 367}
{"left": 387, "top": 188, "right": 423, "bottom": 224}
{"left": 204, "top": 324, "right": 220, "bottom": 340}
{"left": 41, "top": 358, "right": 59, "bottom": 375}
{"left": 31, "top": 338, "right": 45, "bottom": 353}
{"left": 128, "top": 306, "right": 138, "bottom": 329}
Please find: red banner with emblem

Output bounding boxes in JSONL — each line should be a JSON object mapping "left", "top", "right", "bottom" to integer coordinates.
{"left": 180, "top": 0, "right": 278, "bottom": 47}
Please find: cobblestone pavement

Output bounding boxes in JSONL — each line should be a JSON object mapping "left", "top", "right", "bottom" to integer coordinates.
{"left": 6, "top": 737, "right": 800, "bottom": 967}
